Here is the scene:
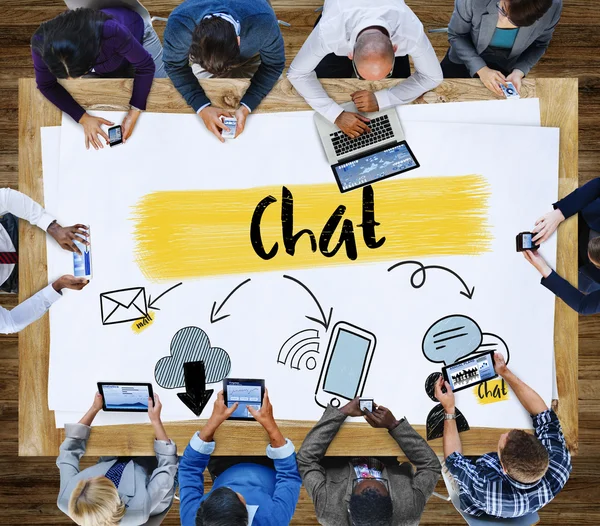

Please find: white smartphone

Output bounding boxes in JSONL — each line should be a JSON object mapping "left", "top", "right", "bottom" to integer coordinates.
{"left": 314, "top": 322, "right": 377, "bottom": 409}
{"left": 501, "top": 82, "right": 520, "bottom": 99}
{"left": 220, "top": 117, "right": 237, "bottom": 139}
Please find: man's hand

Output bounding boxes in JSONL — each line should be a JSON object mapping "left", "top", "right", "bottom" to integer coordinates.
{"left": 79, "top": 113, "right": 114, "bottom": 150}
{"left": 435, "top": 376, "right": 455, "bottom": 414}
{"left": 339, "top": 397, "right": 364, "bottom": 417}
{"left": 477, "top": 66, "right": 507, "bottom": 97}
{"left": 334, "top": 111, "right": 371, "bottom": 139}
{"left": 52, "top": 275, "right": 89, "bottom": 293}
{"left": 247, "top": 390, "right": 286, "bottom": 447}
{"left": 148, "top": 393, "right": 163, "bottom": 424}
{"left": 363, "top": 404, "right": 400, "bottom": 430}
{"left": 199, "top": 391, "right": 237, "bottom": 442}
{"left": 494, "top": 352, "right": 509, "bottom": 376}
{"left": 351, "top": 91, "right": 379, "bottom": 113}
{"left": 532, "top": 209, "right": 565, "bottom": 244}
{"left": 47, "top": 223, "right": 88, "bottom": 254}
{"left": 234, "top": 105, "right": 250, "bottom": 138}
{"left": 199, "top": 106, "right": 233, "bottom": 143}
{"left": 523, "top": 249, "right": 553, "bottom": 278}
{"left": 506, "top": 69, "right": 525, "bottom": 93}
{"left": 122, "top": 108, "right": 141, "bottom": 143}
{"left": 91, "top": 392, "right": 104, "bottom": 413}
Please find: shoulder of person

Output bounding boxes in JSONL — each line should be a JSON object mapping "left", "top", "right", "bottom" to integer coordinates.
{"left": 102, "top": 18, "right": 130, "bottom": 40}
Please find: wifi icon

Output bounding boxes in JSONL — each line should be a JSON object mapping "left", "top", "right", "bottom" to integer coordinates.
{"left": 278, "top": 329, "right": 321, "bottom": 371}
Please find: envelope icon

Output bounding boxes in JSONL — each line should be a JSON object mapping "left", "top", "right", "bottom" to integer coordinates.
{"left": 100, "top": 287, "right": 148, "bottom": 325}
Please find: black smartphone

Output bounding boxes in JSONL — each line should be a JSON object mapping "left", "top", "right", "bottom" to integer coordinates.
{"left": 441, "top": 351, "right": 497, "bottom": 392}
{"left": 108, "top": 125, "right": 123, "bottom": 147}
{"left": 223, "top": 378, "right": 265, "bottom": 421}
{"left": 97, "top": 382, "right": 153, "bottom": 412}
{"left": 516, "top": 232, "right": 539, "bottom": 252}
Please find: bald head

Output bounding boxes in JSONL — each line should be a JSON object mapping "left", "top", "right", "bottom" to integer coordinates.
{"left": 353, "top": 29, "right": 395, "bottom": 80}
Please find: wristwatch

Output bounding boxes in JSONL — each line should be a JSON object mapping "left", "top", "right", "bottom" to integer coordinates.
{"left": 444, "top": 412, "right": 457, "bottom": 420}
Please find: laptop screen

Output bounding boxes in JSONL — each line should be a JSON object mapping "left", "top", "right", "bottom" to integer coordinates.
{"left": 332, "top": 141, "right": 419, "bottom": 193}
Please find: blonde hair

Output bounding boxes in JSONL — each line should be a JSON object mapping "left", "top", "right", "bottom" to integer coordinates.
{"left": 68, "top": 476, "right": 126, "bottom": 526}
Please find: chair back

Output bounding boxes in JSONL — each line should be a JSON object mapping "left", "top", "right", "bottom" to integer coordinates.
{"left": 442, "top": 469, "right": 540, "bottom": 525}
{"left": 63, "top": 0, "right": 151, "bottom": 24}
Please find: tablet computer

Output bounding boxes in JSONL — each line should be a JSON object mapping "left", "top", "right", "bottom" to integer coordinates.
{"left": 331, "top": 141, "right": 420, "bottom": 193}
{"left": 223, "top": 378, "right": 265, "bottom": 420}
{"left": 97, "top": 382, "right": 153, "bottom": 412}
{"left": 441, "top": 351, "right": 497, "bottom": 393}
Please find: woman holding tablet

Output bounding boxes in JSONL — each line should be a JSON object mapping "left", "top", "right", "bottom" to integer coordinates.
{"left": 31, "top": 7, "right": 165, "bottom": 150}
{"left": 441, "top": 0, "right": 562, "bottom": 96}
{"left": 56, "top": 392, "right": 178, "bottom": 525}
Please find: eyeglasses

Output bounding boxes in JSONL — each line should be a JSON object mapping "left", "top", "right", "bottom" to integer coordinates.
{"left": 496, "top": 1, "right": 515, "bottom": 24}
{"left": 351, "top": 56, "right": 394, "bottom": 81}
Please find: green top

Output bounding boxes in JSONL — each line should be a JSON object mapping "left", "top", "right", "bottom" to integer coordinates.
{"left": 489, "top": 27, "right": 519, "bottom": 49}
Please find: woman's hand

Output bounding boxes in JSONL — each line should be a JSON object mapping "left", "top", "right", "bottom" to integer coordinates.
{"left": 79, "top": 113, "right": 114, "bottom": 150}
{"left": 122, "top": 109, "right": 141, "bottom": 143}
{"left": 78, "top": 392, "right": 103, "bottom": 426}
{"left": 532, "top": 209, "right": 565, "bottom": 244}
{"left": 477, "top": 66, "right": 507, "bottom": 97}
{"left": 523, "top": 249, "right": 553, "bottom": 278}
{"left": 506, "top": 69, "right": 525, "bottom": 93}
{"left": 148, "top": 393, "right": 163, "bottom": 424}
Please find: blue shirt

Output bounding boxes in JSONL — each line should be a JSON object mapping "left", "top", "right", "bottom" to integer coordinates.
{"left": 179, "top": 433, "right": 301, "bottom": 526}
{"left": 445, "top": 410, "right": 571, "bottom": 518}
{"left": 489, "top": 28, "right": 519, "bottom": 49}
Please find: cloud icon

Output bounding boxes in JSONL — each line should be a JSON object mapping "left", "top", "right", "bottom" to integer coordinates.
{"left": 155, "top": 326, "right": 231, "bottom": 388}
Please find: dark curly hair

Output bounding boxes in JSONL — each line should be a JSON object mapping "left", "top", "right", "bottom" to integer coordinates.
{"left": 31, "top": 8, "right": 109, "bottom": 79}
{"left": 349, "top": 487, "right": 393, "bottom": 526}
{"left": 189, "top": 16, "right": 240, "bottom": 76}
{"left": 196, "top": 487, "right": 248, "bottom": 526}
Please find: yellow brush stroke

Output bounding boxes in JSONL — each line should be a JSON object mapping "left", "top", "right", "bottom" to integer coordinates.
{"left": 132, "top": 176, "right": 491, "bottom": 281}
{"left": 474, "top": 378, "right": 510, "bottom": 405}
{"left": 131, "top": 311, "right": 155, "bottom": 333}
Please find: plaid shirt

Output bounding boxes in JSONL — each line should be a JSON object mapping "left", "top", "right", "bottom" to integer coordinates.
{"left": 445, "top": 409, "right": 572, "bottom": 518}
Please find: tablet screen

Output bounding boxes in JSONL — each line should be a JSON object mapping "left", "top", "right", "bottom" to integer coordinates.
{"left": 102, "top": 384, "right": 150, "bottom": 411}
{"left": 446, "top": 353, "right": 496, "bottom": 391}
{"left": 226, "top": 380, "right": 263, "bottom": 418}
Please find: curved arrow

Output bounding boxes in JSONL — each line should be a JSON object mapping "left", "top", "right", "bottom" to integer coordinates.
{"left": 387, "top": 260, "right": 474, "bottom": 299}
{"left": 148, "top": 282, "right": 183, "bottom": 310}
{"left": 211, "top": 278, "right": 252, "bottom": 324}
{"left": 283, "top": 275, "right": 333, "bottom": 330}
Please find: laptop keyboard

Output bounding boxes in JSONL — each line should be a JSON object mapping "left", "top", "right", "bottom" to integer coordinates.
{"left": 331, "top": 115, "right": 394, "bottom": 157}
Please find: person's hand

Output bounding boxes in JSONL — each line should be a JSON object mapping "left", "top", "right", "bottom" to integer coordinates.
{"left": 493, "top": 352, "right": 509, "bottom": 376}
{"left": 47, "top": 222, "right": 89, "bottom": 254}
{"left": 148, "top": 393, "right": 162, "bottom": 423}
{"left": 351, "top": 90, "right": 379, "bottom": 113}
{"left": 363, "top": 404, "right": 400, "bottom": 430}
{"left": 506, "top": 69, "right": 525, "bottom": 93}
{"left": 91, "top": 392, "right": 104, "bottom": 413}
{"left": 435, "top": 376, "right": 455, "bottom": 413}
{"left": 200, "top": 391, "right": 238, "bottom": 442}
{"left": 334, "top": 111, "right": 371, "bottom": 138}
{"left": 247, "top": 389, "right": 277, "bottom": 431}
{"left": 199, "top": 106, "right": 233, "bottom": 143}
{"left": 477, "top": 66, "right": 507, "bottom": 97}
{"left": 234, "top": 105, "right": 250, "bottom": 138}
{"left": 339, "top": 397, "right": 364, "bottom": 417}
{"left": 523, "top": 249, "right": 553, "bottom": 278}
{"left": 121, "top": 108, "right": 141, "bottom": 143}
{"left": 52, "top": 275, "right": 89, "bottom": 292}
{"left": 79, "top": 113, "right": 114, "bottom": 150}
{"left": 532, "top": 209, "right": 565, "bottom": 244}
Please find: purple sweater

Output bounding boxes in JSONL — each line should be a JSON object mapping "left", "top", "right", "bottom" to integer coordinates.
{"left": 32, "top": 7, "right": 155, "bottom": 122}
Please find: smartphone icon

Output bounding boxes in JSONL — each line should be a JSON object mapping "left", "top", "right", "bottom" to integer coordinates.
{"left": 314, "top": 322, "right": 376, "bottom": 409}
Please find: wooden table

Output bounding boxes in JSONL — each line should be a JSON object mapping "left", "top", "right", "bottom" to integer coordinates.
{"left": 18, "top": 77, "right": 578, "bottom": 457}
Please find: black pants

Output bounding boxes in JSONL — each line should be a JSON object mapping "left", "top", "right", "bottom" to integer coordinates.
{"left": 313, "top": 14, "right": 411, "bottom": 79}
{"left": 440, "top": 48, "right": 512, "bottom": 78}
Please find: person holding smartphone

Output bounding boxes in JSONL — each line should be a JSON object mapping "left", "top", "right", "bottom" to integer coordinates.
{"left": 523, "top": 177, "right": 600, "bottom": 314}
{"left": 297, "top": 397, "right": 441, "bottom": 526}
{"left": 56, "top": 392, "right": 178, "bottom": 525}
{"left": 179, "top": 390, "right": 301, "bottom": 526}
{"left": 435, "top": 352, "right": 571, "bottom": 519}
{"left": 31, "top": 6, "right": 165, "bottom": 150}
{"left": 441, "top": 0, "right": 562, "bottom": 96}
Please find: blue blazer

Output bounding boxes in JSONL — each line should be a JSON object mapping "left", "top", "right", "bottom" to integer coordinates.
{"left": 541, "top": 178, "right": 600, "bottom": 315}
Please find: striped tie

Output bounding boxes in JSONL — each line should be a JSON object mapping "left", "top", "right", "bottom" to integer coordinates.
{"left": 0, "top": 252, "right": 17, "bottom": 264}
{"left": 105, "top": 461, "right": 126, "bottom": 489}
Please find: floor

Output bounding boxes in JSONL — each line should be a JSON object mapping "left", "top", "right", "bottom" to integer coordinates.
{"left": 0, "top": 0, "right": 599, "bottom": 524}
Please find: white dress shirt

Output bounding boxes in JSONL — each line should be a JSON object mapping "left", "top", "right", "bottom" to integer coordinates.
{"left": 287, "top": 0, "right": 443, "bottom": 123}
{"left": 0, "top": 188, "right": 59, "bottom": 334}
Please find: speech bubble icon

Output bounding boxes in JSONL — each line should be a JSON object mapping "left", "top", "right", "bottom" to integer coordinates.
{"left": 478, "top": 333, "right": 510, "bottom": 365}
{"left": 422, "top": 315, "right": 483, "bottom": 365}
